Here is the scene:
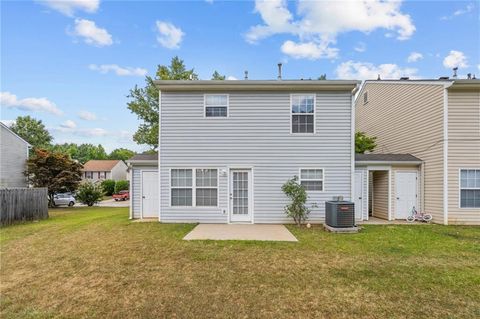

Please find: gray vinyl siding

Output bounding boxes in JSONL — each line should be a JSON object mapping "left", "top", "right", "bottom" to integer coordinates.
{"left": 160, "top": 91, "right": 353, "bottom": 223}
{"left": 0, "top": 125, "right": 29, "bottom": 187}
{"left": 131, "top": 166, "right": 157, "bottom": 219}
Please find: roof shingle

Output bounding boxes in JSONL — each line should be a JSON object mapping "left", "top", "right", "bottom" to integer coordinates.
{"left": 82, "top": 160, "right": 121, "bottom": 171}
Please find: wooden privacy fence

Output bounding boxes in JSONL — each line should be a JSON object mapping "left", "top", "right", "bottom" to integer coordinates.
{"left": 0, "top": 188, "right": 48, "bottom": 226}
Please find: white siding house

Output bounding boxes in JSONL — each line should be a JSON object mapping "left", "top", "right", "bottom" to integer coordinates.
{"left": 82, "top": 160, "right": 128, "bottom": 182}
{"left": 131, "top": 80, "right": 359, "bottom": 223}
{"left": 0, "top": 122, "right": 30, "bottom": 187}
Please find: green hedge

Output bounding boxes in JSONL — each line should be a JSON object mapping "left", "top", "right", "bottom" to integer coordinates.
{"left": 101, "top": 179, "right": 115, "bottom": 196}
{"left": 114, "top": 180, "right": 129, "bottom": 194}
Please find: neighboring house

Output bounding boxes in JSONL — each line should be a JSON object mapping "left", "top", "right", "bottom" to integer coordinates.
{"left": 355, "top": 79, "right": 480, "bottom": 225}
{"left": 0, "top": 122, "right": 30, "bottom": 187}
{"left": 129, "top": 80, "right": 360, "bottom": 222}
{"left": 82, "top": 160, "right": 128, "bottom": 182}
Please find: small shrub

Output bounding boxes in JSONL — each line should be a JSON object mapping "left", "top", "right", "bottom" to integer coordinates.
{"left": 281, "top": 176, "right": 315, "bottom": 226}
{"left": 114, "top": 180, "right": 129, "bottom": 194}
{"left": 76, "top": 181, "right": 104, "bottom": 206}
{"left": 101, "top": 179, "right": 115, "bottom": 196}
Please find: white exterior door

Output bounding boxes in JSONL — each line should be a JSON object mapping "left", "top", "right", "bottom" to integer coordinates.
{"left": 142, "top": 171, "right": 159, "bottom": 218}
{"left": 230, "top": 169, "right": 252, "bottom": 223}
{"left": 395, "top": 172, "right": 417, "bottom": 219}
{"left": 354, "top": 172, "right": 364, "bottom": 220}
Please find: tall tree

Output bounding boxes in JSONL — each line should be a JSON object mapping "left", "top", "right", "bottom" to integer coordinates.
{"left": 109, "top": 148, "right": 135, "bottom": 161}
{"left": 355, "top": 132, "right": 377, "bottom": 154}
{"left": 211, "top": 71, "right": 226, "bottom": 80}
{"left": 26, "top": 149, "right": 83, "bottom": 207}
{"left": 10, "top": 116, "right": 52, "bottom": 149}
{"left": 127, "top": 56, "right": 198, "bottom": 150}
{"left": 76, "top": 144, "right": 107, "bottom": 164}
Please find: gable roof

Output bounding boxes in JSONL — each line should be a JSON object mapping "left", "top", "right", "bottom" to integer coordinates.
{"left": 355, "top": 153, "right": 422, "bottom": 163}
{"left": 82, "top": 160, "right": 121, "bottom": 171}
{"left": 154, "top": 80, "right": 360, "bottom": 92}
{"left": 0, "top": 122, "right": 31, "bottom": 146}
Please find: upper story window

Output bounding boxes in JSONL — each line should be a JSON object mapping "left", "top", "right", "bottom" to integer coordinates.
{"left": 85, "top": 172, "right": 93, "bottom": 179}
{"left": 291, "top": 94, "right": 315, "bottom": 134}
{"left": 363, "top": 91, "right": 368, "bottom": 104}
{"left": 205, "top": 94, "right": 228, "bottom": 117}
{"left": 460, "top": 169, "right": 480, "bottom": 208}
{"left": 299, "top": 169, "right": 324, "bottom": 191}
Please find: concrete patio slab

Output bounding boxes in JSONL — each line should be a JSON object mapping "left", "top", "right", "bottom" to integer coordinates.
{"left": 183, "top": 224, "right": 298, "bottom": 242}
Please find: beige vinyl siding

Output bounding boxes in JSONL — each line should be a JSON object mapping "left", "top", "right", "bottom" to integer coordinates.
{"left": 447, "top": 89, "right": 480, "bottom": 224}
{"left": 372, "top": 171, "right": 388, "bottom": 219}
{"left": 356, "top": 83, "right": 445, "bottom": 222}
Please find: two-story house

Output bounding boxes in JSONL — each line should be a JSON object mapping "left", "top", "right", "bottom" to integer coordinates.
{"left": 0, "top": 122, "right": 30, "bottom": 187}
{"left": 355, "top": 79, "right": 479, "bottom": 225}
{"left": 82, "top": 160, "right": 128, "bottom": 182}
{"left": 128, "top": 80, "right": 360, "bottom": 223}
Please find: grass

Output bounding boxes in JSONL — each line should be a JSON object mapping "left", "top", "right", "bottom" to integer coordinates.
{"left": 1, "top": 207, "right": 479, "bottom": 319}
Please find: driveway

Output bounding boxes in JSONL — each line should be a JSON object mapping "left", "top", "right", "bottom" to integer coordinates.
{"left": 76, "top": 199, "right": 129, "bottom": 208}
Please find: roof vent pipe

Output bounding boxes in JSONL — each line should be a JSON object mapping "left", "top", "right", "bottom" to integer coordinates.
{"left": 467, "top": 73, "right": 472, "bottom": 79}
{"left": 453, "top": 67, "right": 458, "bottom": 79}
{"left": 244, "top": 70, "right": 248, "bottom": 80}
{"left": 277, "top": 63, "right": 282, "bottom": 80}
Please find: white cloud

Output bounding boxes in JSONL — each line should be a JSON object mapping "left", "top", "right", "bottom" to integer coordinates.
{"left": 1, "top": 120, "right": 16, "bottom": 127}
{"left": 60, "top": 120, "right": 77, "bottom": 129}
{"left": 155, "top": 21, "right": 184, "bottom": 49}
{"left": 37, "top": 0, "right": 99, "bottom": 17}
{"left": 354, "top": 42, "right": 366, "bottom": 53}
{"left": 336, "top": 60, "right": 418, "bottom": 80}
{"left": 407, "top": 52, "right": 423, "bottom": 63}
{"left": 246, "top": 0, "right": 415, "bottom": 60}
{"left": 443, "top": 50, "right": 468, "bottom": 69}
{"left": 226, "top": 76, "right": 238, "bottom": 80}
{"left": 0, "top": 91, "right": 63, "bottom": 115}
{"left": 88, "top": 64, "right": 147, "bottom": 77}
{"left": 71, "top": 18, "right": 113, "bottom": 47}
{"left": 441, "top": 3, "right": 474, "bottom": 20}
{"left": 281, "top": 40, "right": 339, "bottom": 60}
{"left": 78, "top": 110, "right": 97, "bottom": 121}
{"left": 51, "top": 126, "right": 108, "bottom": 137}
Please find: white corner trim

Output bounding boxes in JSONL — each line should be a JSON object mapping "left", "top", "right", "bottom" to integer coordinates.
{"left": 443, "top": 83, "right": 452, "bottom": 225}
{"left": 388, "top": 169, "right": 392, "bottom": 221}
{"left": 351, "top": 92, "right": 355, "bottom": 203}
{"left": 158, "top": 90, "right": 162, "bottom": 222}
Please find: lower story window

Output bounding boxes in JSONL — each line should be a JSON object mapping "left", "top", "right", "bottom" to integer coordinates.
{"left": 170, "top": 168, "right": 218, "bottom": 206}
{"left": 460, "top": 169, "right": 480, "bottom": 208}
{"left": 299, "top": 169, "right": 324, "bottom": 191}
{"left": 171, "top": 169, "right": 193, "bottom": 206}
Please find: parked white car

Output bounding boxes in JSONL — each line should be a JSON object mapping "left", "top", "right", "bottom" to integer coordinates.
{"left": 53, "top": 193, "right": 75, "bottom": 207}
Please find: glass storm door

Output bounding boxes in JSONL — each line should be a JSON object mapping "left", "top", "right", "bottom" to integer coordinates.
{"left": 230, "top": 170, "right": 252, "bottom": 223}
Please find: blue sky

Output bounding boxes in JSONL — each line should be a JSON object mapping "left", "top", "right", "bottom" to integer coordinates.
{"left": 1, "top": 0, "right": 479, "bottom": 152}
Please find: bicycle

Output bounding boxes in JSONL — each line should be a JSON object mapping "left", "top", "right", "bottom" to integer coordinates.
{"left": 406, "top": 206, "right": 432, "bottom": 223}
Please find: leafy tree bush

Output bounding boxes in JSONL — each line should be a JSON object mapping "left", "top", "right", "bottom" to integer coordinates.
{"left": 355, "top": 132, "right": 377, "bottom": 154}
{"left": 101, "top": 179, "right": 116, "bottom": 196}
{"left": 114, "top": 180, "right": 129, "bottom": 194}
{"left": 10, "top": 116, "right": 53, "bottom": 149}
{"left": 281, "top": 176, "right": 313, "bottom": 226}
{"left": 76, "top": 181, "right": 104, "bottom": 206}
{"left": 26, "top": 149, "right": 83, "bottom": 207}
{"left": 109, "top": 148, "right": 135, "bottom": 161}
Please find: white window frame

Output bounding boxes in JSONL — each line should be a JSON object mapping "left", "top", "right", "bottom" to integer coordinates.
{"left": 290, "top": 93, "right": 316, "bottom": 134}
{"left": 170, "top": 169, "right": 194, "bottom": 207}
{"left": 169, "top": 168, "right": 219, "bottom": 207}
{"left": 363, "top": 91, "right": 368, "bottom": 104}
{"left": 298, "top": 168, "right": 325, "bottom": 192}
{"left": 204, "top": 94, "right": 229, "bottom": 118}
{"left": 195, "top": 168, "right": 219, "bottom": 207}
{"left": 458, "top": 168, "right": 480, "bottom": 209}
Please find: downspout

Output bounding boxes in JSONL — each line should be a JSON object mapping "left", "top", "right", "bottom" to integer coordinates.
{"left": 351, "top": 83, "right": 360, "bottom": 203}
{"left": 158, "top": 90, "right": 162, "bottom": 222}
{"left": 443, "top": 82, "right": 453, "bottom": 225}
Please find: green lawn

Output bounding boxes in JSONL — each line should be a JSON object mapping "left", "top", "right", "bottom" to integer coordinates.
{"left": 1, "top": 208, "right": 479, "bottom": 318}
